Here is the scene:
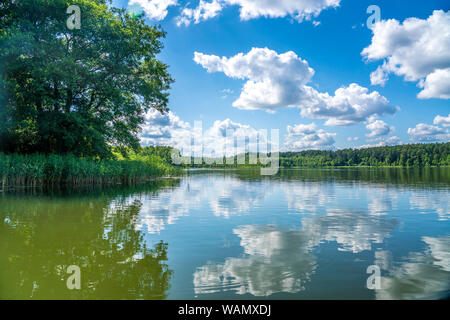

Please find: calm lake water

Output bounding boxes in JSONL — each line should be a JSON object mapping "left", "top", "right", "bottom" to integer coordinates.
{"left": 1, "top": 168, "right": 449, "bottom": 300}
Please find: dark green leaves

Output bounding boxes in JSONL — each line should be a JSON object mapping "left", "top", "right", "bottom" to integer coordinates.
{"left": 0, "top": 0, "right": 173, "bottom": 157}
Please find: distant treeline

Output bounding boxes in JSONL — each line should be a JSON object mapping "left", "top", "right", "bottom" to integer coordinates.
{"left": 280, "top": 143, "right": 450, "bottom": 167}
{"left": 140, "top": 143, "right": 450, "bottom": 168}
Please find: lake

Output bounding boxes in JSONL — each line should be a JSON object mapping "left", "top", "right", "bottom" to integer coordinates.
{"left": 1, "top": 168, "right": 449, "bottom": 300}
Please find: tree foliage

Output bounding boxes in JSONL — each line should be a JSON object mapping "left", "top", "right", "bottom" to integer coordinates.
{"left": 0, "top": 0, "right": 173, "bottom": 157}
{"left": 280, "top": 143, "right": 450, "bottom": 167}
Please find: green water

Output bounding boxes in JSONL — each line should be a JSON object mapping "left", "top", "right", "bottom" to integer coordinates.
{"left": 1, "top": 168, "right": 449, "bottom": 300}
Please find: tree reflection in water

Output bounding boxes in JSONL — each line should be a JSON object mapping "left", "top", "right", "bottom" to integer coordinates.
{"left": 0, "top": 181, "right": 178, "bottom": 300}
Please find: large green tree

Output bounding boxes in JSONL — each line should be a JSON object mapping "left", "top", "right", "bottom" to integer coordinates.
{"left": 0, "top": 0, "right": 173, "bottom": 157}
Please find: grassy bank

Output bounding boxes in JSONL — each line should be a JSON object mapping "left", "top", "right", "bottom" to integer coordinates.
{"left": 0, "top": 153, "right": 180, "bottom": 188}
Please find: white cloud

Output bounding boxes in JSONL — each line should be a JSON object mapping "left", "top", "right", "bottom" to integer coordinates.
{"left": 194, "top": 48, "right": 315, "bottom": 112}
{"left": 385, "top": 136, "right": 401, "bottom": 145}
{"left": 195, "top": 48, "right": 396, "bottom": 125}
{"left": 139, "top": 110, "right": 272, "bottom": 157}
{"left": 176, "top": 0, "right": 223, "bottom": 26}
{"left": 362, "top": 10, "right": 450, "bottom": 99}
{"left": 434, "top": 114, "right": 450, "bottom": 127}
{"left": 369, "top": 61, "right": 389, "bottom": 86}
{"left": 417, "top": 68, "right": 450, "bottom": 99}
{"left": 300, "top": 83, "right": 397, "bottom": 126}
{"left": 202, "top": 118, "right": 270, "bottom": 157}
{"left": 366, "top": 119, "right": 394, "bottom": 138}
{"left": 176, "top": 0, "right": 341, "bottom": 26}
{"left": 347, "top": 136, "right": 359, "bottom": 142}
{"left": 357, "top": 136, "right": 401, "bottom": 149}
{"left": 224, "top": 0, "right": 341, "bottom": 22}
{"left": 220, "top": 88, "right": 234, "bottom": 99}
{"left": 129, "top": 0, "right": 178, "bottom": 20}
{"left": 407, "top": 123, "right": 450, "bottom": 142}
{"left": 140, "top": 108, "right": 191, "bottom": 147}
{"left": 285, "top": 123, "right": 336, "bottom": 151}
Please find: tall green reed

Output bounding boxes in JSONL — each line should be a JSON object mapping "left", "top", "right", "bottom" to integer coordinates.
{"left": 0, "top": 153, "right": 179, "bottom": 188}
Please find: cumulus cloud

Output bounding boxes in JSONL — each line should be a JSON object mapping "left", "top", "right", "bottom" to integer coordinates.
{"left": 284, "top": 123, "right": 336, "bottom": 151}
{"left": 407, "top": 123, "right": 450, "bottom": 142}
{"left": 362, "top": 10, "right": 450, "bottom": 99}
{"left": 417, "top": 68, "right": 450, "bottom": 99}
{"left": 129, "top": 0, "right": 178, "bottom": 20}
{"left": 221, "top": 88, "right": 234, "bottom": 99}
{"left": 139, "top": 109, "right": 273, "bottom": 157}
{"left": 176, "top": 0, "right": 223, "bottom": 26}
{"left": 357, "top": 136, "right": 401, "bottom": 149}
{"left": 194, "top": 48, "right": 315, "bottom": 111}
{"left": 176, "top": 0, "right": 341, "bottom": 26}
{"left": 384, "top": 136, "right": 401, "bottom": 145}
{"left": 224, "top": 0, "right": 341, "bottom": 22}
{"left": 140, "top": 109, "right": 191, "bottom": 147}
{"left": 194, "top": 48, "right": 396, "bottom": 125}
{"left": 366, "top": 120, "right": 394, "bottom": 138}
{"left": 300, "top": 83, "right": 397, "bottom": 126}
{"left": 202, "top": 118, "right": 272, "bottom": 157}
{"left": 434, "top": 114, "right": 450, "bottom": 127}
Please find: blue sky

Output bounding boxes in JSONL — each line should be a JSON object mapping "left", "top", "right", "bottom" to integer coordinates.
{"left": 112, "top": 0, "right": 449, "bottom": 151}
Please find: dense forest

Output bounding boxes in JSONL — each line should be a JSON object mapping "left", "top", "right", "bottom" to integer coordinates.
{"left": 149, "top": 143, "right": 450, "bottom": 168}
{"left": 279, "top": 143, "right": 450, "bottom": 167}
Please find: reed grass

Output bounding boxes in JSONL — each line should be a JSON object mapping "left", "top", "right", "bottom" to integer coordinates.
{"left": 0, "top": 153, "right": 180, "bottom": 188}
